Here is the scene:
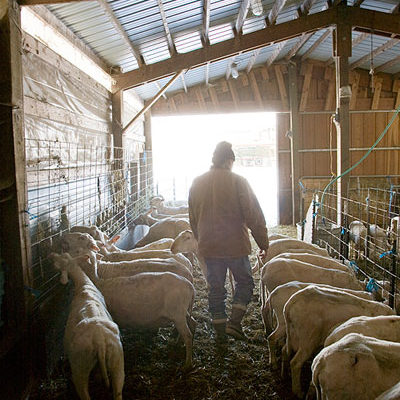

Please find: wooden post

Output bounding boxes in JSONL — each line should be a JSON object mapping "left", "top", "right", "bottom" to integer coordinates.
{"left": 144, "top": 112, "right": 153, "bottom": 197}
{"left": 334, "top": 7, "right": 351, "bottom": 226}
{"left": 0, "top": 0, "right": 32, "bottom": 392}
{"left": 112, "top": 90, "right": 123, "bottom": 149}
{"left": 288, "top": 61, "right": 300, "bottom": 225}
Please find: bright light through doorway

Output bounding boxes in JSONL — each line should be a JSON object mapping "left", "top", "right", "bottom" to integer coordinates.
{"left": 151, "top": 113, "right": 277, "bottom": 226}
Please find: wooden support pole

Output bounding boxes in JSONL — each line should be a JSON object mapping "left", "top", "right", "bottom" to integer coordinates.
{"left": 122, "top": 70, "right": 184, "bottom": 134}
{"left": 288, "top": 61, "right": 300, "bottom": 225}
{"left": 0, "top": 0, "right": 31, "bottom": 363}
{"left": 112, "top": 90, "right": 123, "bottom": 149}
{"left": 335, "top": 12, "right": 352, "bottom": 226}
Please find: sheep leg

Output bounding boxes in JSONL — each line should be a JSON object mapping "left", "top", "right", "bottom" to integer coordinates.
{"left": 173, "top": 317, "right": 193, "bottom": 370}
{"left": 281, "top": 343, "right": 290, "bottom": 380}
{"left": 109, "top": 346, "right": 125, "bottom": 400}
{"left": 69, "top": 357, "right": 93, "bottom": 400}
{"left": 290, "top": 348, "right": 311, "bottom": 399}
{"left": 268, "top": 325, "right": 285, "bottom": 370}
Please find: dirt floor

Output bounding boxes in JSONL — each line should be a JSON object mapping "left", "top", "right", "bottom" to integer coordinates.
{"left": 30, "top": 225, "right": 298, "bottom": 400}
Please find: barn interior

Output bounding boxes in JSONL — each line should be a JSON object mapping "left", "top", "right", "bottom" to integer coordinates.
{"left": 1, "top": 0, "right": 400, "bottom": 398}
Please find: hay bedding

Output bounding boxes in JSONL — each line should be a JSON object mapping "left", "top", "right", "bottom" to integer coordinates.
{"left": 30, "top": 226, "right": 297, "bottom": 400}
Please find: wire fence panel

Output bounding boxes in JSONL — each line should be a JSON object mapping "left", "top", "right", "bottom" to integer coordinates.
{"left": 26, "top": 139, "right": 154, "bottom": 312}
{"left": 311, "top": 185, "right": 400, "bottom": 309}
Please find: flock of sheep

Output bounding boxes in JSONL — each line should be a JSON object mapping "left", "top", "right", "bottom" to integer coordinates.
{"left": 48, "top": 193, "right": 400, "bottom": 400}
{"left": 257, "top": 214, "right": 400, "bottom": 399}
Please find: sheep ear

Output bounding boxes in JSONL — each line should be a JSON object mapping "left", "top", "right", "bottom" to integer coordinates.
{"left": 111, "top": 235, "right": 120, "bottom": 243}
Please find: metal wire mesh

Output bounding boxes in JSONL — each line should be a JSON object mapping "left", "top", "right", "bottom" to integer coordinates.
{"left": 25, "top": 138, "right": 154, "bottom": 312}
{"left": 311, "top": 185, "right": 400, "bottom": 309}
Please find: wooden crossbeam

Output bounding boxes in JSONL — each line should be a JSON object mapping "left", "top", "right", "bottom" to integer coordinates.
{"left": 352, "top": 31, "right": 370, "bottom": 48}
{"left": 235, "top": 0, "right": 251, "bottom": 34}
{"left": 393, "top": 79, "right": 400, "bottom": 109}
{"left": 350, "top": 38, "right": 400, "bottom": 70}
{"left": 301, "top": 28, "right": 332, "bottom": 60}
{"left": 154, "top": 81, "right": 167, "bottom": 99}
{"left": 267, "top": 0, "right": 288, "bottom": 26}
{"left": 286, "top": 32, "right": 313, "bottom": 60}
{"left": 123, "top": 70, "right": 184, "bottom": 133}
{"left": 202, "top": 0, "right": 211, "bottom": 44}
{"left": 274, "top": 65, "right": 288, "bottom": 109}
{"left": 98, "top": 0, "right": 143, "bottom": 67}
{"left": 181, "top": 73, "right": 188, "bottom": 93}
{"left": 157, "top": 0, "right": 176, "bottom": 55}
{"left": 353, "top": 0, "right": 365, "bottom": 6}
{"left": 246, "top": 49, "right": 261, "bottom": 73}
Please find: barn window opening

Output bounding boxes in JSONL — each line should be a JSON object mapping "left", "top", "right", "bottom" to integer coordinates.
{"left": 152, "top": 112, "right": 277, "bottom": 227}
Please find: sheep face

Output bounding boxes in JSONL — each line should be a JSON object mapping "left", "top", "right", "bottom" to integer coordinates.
{"left": 171, "top": 230, "right": 196, "bottom": 254}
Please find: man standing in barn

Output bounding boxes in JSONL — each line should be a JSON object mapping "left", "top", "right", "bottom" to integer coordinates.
{"left": 189, "top": 141, "right": 269, "bottom": 344}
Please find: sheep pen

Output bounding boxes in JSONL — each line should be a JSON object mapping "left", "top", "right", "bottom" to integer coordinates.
{"left": 29, "top": 225, "right": 298, "bottom": 400}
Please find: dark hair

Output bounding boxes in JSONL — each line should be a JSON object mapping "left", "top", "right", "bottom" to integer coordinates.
{"left": 212, "top": 141, "right": 235, "bottom": 167}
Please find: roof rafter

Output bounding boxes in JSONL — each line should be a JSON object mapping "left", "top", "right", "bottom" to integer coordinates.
{"left": 156, "top": 0, "right": 176, "bottom": 55}
{"left": 267, "top": 41, "right": 286, "bottom": 66}
{"left": 246, "top": 49, "right": 261, "bottom": 73}
{"left": 375, "top": 54, "right": 400, "bottom": 73}
{"left": 353, "top": 0, "right": 365, "bottom": 6}
{"left": 297, "top": 0, "right": 318, "bottom": 17}
{"left": 350, "top": 38, "right": 400, "bottom": 70}
{"left": 181, "top": 73, "right": 188, "bottom": 93}
{"left": 202, "top": 0, "right": 211, "bottom": 45}
{"left": 29, "top": 5, "right": 110, "bottom": 72}
{"left": 226, "top": 56, "right": 236, "bottom": 80}
{"left": 235, "top": 0, "right": 251, "bottom": 34}
{"left": 114, "top": 6, "right": 400, "bottom": 92}
{"left": 286, "top": 32, "right": 314, "bottom": 60}
{"left": 301, "top": 27, "right": 332, "bottom": 60}
{"left": 267, "top": 0, "right": 288, "bottom": 26}
{"left": 154, "top": 81, "right": 167, "bottom": 99}
{"left": 19, "top": 0, "right": 91, "bottom": 4}
{"left": 97, "top": 0, "right": 144, "bottom": 68}
{"left": 205, "top": 62, "right": 210, "bottom": 86}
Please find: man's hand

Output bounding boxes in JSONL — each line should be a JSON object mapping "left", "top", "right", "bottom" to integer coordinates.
{"left": 258, "top": 249, "right": 268, "bottom": 264}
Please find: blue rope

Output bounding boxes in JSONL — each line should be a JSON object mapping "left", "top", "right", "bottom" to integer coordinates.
{"left": 349, "top": 260, "right": 359, "bottom": 272}
{"left": 24, "top": 208, "right": 39, "bottom": 220}
{"left": 379, "top": 250, "right": 393, "bottom": 259}
{"left": 24, "top": 285, "right": 41, "bottom": 298}
{"left": 366, "top": 278, "right": 379, "bottom": 293}
{"left": 320, "top": 103, "right": 400, "bottom": 218}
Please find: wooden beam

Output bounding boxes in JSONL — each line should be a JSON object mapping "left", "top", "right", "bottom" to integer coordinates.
{"left": 246, "top": 49, "right": 261, "bottom": 73}
{"left": 0, "top": 0, "right": 31, "bottom": 349}
{"left": 299, "top": 63, "right": 313, "bottom": 111}
{"left": 227, "top": 80, "right": 239, "bottom": 110}
{"left": 235, "top": 0, "right": 251, "bottom": 34}
{"left": 181, "top": 73, "right": 188, "bottom": 93}
{"left": 123, "top": 70, "right": 184, "bottom": 134}
{"left": 286, "top": 32, "right": 313, "bottom": 60}
{"left": 19, "top": 0, "right": 91, "bottom": 4}
{"left": 112, "top": 90, "right": 123, "bottom": 148}
{"left": 202, "top": 0, "right": 210, "bottom": 44}
{"left": 267, "top": 41, "right": 286, "bottom": 66}
{"left": 392, "top": 3, "right": 400, "bottom": 14}
{"left": 352, "top": 31, "right": 370, "bottom": 48}
{"left": 275, "top": 64, "right": 288, "bottom": 109}
{"left": 353, "top": 0, "right": 365, "bottom": 6}
{"left": 335, "top": 19, "right": 351, "bottom": 225}
{"left": 209, "top": 86, "right": 220, "bottom": 108}
{"left": 267, "top": 0, "right": 288, "bottom": 26}
{"left": 325, "top": 77, "right": 336, "bottom": 111}
{"left": 98, "top": 0, "right": 143, "bottom": 67}
{"left": 156, "top": 0, "right": 176, "bottom": 55}
{"left": 350, "top": 38, "right": 400, "bottom": 70}
{"left": 375, "top": 54, "right": 400, "bottom": 73}
{"left": 249, "top": 71, "right": 263, "bottom": 108}
{"left": 195, "top": 87, "right": 207, "bottom": 111}
{"left": 301, "top": 28, "right": 332, "bottom": 60}
{"left": 393, "top": 79, "right": 400, "bottom": 109}
{"left": 205, "top": 62, "right": 210, "bottom": 86}
{"left": 371, "top": 76, "right": 383, "bottom": 110}
{"left": 154, "top": 81, "right": 167, "bottom": 99}
{"left": 29, "top": 5, "right": 110, "bottom": 72}
{"left": 297, "top": 0, "right": 318, "bottom": 17}
{"left": 226, "top": 56, "right": 236, "bottom": 80}
{"left": 349, "top": 71, "right": 360, "bottom": 110}
{"left": 113, "top": 6, "right": 337, "bottom": 91}
{"left": 288, "top": 61, "right": 300, "bottom": 224}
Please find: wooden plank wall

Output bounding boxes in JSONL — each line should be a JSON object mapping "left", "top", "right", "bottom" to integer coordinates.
{"left": 152, "top": 60, "right": 400, "bottom": 224}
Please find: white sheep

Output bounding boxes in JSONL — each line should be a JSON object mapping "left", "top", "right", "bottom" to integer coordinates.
{"left": 50, "top": 252, "right": 124, "bottom": 400}
{"left": 150, "top": 196, "right": 188, "bottom": 215}
{"left": 283, "top": 286, "right": 394, "bottom": 398}
{"left": 66, "top": 253, "right": 196, "bottom": 369}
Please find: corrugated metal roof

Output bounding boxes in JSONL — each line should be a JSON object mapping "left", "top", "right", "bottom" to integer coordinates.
{"left": 44, "top": 0, "right": 400, "bottom": 101}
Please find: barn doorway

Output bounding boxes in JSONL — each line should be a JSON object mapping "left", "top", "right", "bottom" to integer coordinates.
{"left": 152, "top": 112, "right": 277, "bottom": 226}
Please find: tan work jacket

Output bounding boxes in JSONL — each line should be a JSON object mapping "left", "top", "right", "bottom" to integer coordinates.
{"left": 188, "top": 166, "right": 269, "bottom": 258}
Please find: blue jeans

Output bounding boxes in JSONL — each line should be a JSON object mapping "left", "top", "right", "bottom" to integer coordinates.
{"left": 204, "top": 256, "right": 254, "bottom": 321}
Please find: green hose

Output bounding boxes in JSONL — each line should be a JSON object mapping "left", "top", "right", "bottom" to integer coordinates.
{"left": 320, "top": 103, "right": 400, "bottom": 218}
